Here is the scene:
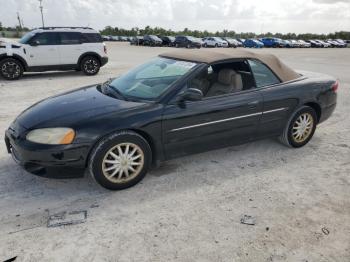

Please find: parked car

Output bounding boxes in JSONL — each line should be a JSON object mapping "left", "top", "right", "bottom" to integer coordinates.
{"left": 283, "top": 40, "right": 293, "bottom": 48}
{"left": 297, "top": 40, "right": 311, "bottom": 48}
{"left": 306, "top": 40, "right": 322, "bottom": 48}
{"left": 261, "top": 37, "right": 284, "bottom": 48}
{"left": 290, "top": 40, "right": 302, "bottom": 48}
{"left": 130, "top": 36, "right": 144, "bottom": 45}
{"left": 0, "top": 27, "right": 108, "bottom": 80}
{"left": 221, "top": 37, "right": 240, "bottom": 48}
{"left": 325, "top": 39, "right": 341, "bottom": 48}
{"left": 111, "top": 36, "right": 119, "bottom": 41}
{"left": 203, "top": 37, "right": 228, "bottom": 48}
{"left": 143, "top": 35, "right": 163, "bottom": 46}
{"left": 315, "top": 40, "right": 331, "bottom": 48}
{"left": 236, "top": 39, "right": 245, "bottom": 45}
{"left": 102, "top": 35, "right": 110, "bottom": 41}
{"left": 160, "top": 36, "right": 175, "bottom": 46}
{"left": 5, "top": 49, "right": 338, "bottom": 189}
{"left": 174, "top": 36, "right": 202, "bottom": 48}
{"left": 244, "top": 39, "right": 264, "bottom": 48}
{"left": 334, "top": 39, "right": 347, "bottom": 48}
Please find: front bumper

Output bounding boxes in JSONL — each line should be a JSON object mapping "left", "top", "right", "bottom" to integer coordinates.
{"left": 5, "top": 127, "right": 91, "bottom": 178}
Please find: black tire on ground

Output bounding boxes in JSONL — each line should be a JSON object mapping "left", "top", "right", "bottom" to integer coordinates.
{"left": 215, "top": 43, "right": 218, "bottom": 47}
{"left": 89, "top": 131, "right": 152, "bottom": 190}
{"left": 186, "top": 44, "right": 190, "bottom": 48}
{"left": 0, "top": 58, "right": 24, "bottom": 80}
{"left": 279, "top": 106, "right": 317, "bottom": 148}
{"left": 81, "top": 56, "right": 100, "bottom": 76}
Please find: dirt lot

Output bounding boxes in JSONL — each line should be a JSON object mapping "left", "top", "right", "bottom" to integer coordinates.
{"left": 0, "top": 43, "right": 349, "bottom": 261}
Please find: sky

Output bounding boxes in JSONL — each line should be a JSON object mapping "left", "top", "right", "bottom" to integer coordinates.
{"left": 1, "top": 0, "right": 350, "bottom": 34}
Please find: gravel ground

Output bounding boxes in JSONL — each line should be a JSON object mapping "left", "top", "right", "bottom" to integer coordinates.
{"left": 0, "top": 43, "right": 349, "bottom": 262}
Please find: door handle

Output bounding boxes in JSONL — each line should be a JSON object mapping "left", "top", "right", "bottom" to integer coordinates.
{"left": 248, "top": 101, "right": 259, "bottom": 108}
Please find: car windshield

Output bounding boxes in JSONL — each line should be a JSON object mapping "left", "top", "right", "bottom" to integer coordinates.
{"left": 19, "top": 32, "right": 35, "bottom": 44}
{"left": 150, "top": 35, "right": 159, "bottom": 40}
{"left": 187, "top": 36, "right": 197, "bottom": 41}
{"left": 109, "top": 57, "right": 198, "bottom": 101}
{"left": 168, "top": 36, "right": 175, "bottom": 41}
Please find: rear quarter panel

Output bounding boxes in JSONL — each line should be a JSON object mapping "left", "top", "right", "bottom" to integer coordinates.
{"left": 258, "top": 72, "right": 336, "bottom": 138}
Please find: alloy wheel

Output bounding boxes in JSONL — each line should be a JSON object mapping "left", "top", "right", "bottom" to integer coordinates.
{"left": 83, "top": 59, "right": 98, "bottom": 74}
{"left": 1, "top": 61, "right": 21, "bottom": 79}
{"left": 291, "top": 112, "right": 314, "bottom": 143}
{"left": 101, "top": 143, "right": 144, "bottom": 183}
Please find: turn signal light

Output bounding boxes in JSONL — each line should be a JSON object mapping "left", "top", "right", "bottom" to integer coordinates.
{"left": 59, "top": 129, "right": 75, "bottom": 144}
{"left": 331, "top": 80, "right": 339, "bottom": 92}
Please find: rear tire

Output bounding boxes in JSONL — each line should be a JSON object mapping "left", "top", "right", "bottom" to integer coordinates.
{"left": 81, "top": 56, "right": 100, "bottom": 76}
{"left": 89, "top": 131, "right": 152, "bottom": 190}
{"left": 279, "top": 106, "right": 317, "bottom": 148}
{"left": 0, "top": 58, "right": 23, "bottom": 80}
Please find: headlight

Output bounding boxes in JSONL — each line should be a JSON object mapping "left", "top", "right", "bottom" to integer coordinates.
{"left": 26, "top": 128, "right": 75, "bottom": 145}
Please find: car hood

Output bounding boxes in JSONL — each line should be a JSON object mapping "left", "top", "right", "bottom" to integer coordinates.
{"left": 0, "top": 38, "right": 22, "bottom": 48}
{"left": 16, "top": 85, "right": 146, "bottom": 129}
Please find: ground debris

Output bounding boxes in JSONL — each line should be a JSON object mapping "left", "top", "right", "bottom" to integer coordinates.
{"left": 322, "top": 227, "right": 330, "bottom": 235}
{"left": 240, "top": 215, "right": 256, "bottom": 225}
{"left": 47, "top": 210, "right": 87, "bottom": 228}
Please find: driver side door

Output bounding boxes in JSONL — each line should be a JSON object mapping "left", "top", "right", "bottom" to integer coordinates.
{"left": 26, "top": 32, "right": 60, "bottom": 67}
{"left": 161, "top": 83, "right": 263, "bottom": 160}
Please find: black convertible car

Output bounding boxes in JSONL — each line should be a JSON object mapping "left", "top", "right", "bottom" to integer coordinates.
{"left": 5, "top": 50, "right": 338, "bottom": 190}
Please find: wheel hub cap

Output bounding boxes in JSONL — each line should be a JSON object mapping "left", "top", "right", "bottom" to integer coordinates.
{"left": 101, "top": 143, "right": 144, "bottom": 183}
{"left": 292, "top": 113, "right": 314, "bottom": 143}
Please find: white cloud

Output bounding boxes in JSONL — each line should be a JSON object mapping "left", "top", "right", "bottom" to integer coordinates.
{"left": 0, "top": 0, "right": 349, "bottom": 33}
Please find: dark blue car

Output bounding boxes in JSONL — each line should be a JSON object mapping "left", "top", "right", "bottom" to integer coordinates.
{"left": 261, "top": 37, "right": 284, "bottom": 48}
{"left": 244, "top": 39, "right": 264, "bottom": 48}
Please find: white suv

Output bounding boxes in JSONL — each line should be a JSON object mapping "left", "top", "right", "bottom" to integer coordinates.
{"left": 0, "top": 27, "right": 108, "bottom": 80}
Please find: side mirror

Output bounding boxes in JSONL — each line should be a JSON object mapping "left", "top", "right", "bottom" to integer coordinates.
{"left": 30, "top": 40, "right": 39, "bottom": 46}
{"left": 177, "top": 88, "right": 203, "bottom": 103}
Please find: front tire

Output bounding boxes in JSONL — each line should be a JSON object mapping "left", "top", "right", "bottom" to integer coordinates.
{"left": 89, "top": 131, "right": 152, "bottom": 190}
{"left": 81, "top": 56, "right": 100, "bottom": 76}
{"left": 279, "top": 106, "right": 317, "bottom": 148}
{"left": 0, "top": 58, "right": 23, "bottom": 80}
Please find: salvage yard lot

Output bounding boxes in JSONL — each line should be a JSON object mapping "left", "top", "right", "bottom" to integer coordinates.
{"left": 0, "top": 42, "right": 349, "bottom": 261}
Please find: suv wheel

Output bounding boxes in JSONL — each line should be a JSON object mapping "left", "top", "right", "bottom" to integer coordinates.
{"left": 89, "top": 131, "right": 152, "bottom": 190}
{"left": 186, "top": 43, "right": 191, "bottom": 48}
{"left": 0, "top": 58, "right": 23, "bottom": 80}
{"left": 81, "top": 56, "right": 100, "bottom": 76}
{"left": 279, "top": 106, "right": 317, "bottom": 148}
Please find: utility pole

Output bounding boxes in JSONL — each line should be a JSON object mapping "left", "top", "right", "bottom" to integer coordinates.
{"left": 39, "top": 0, "right": 45, "bottom": 27}
{"left": 17, "top": 12, "right": 22, "bottom": 29}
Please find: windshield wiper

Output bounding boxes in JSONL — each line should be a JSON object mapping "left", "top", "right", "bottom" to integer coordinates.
{"left": 100, "top": 79, "right": 128, "bottom": 101}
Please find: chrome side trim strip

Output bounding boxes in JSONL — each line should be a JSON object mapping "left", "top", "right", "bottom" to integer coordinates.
{"left": 170, "top": 112, "right": 262, "bottom": 132}
{"left": 169, "top": 107, "right": 287, "bottom": 132}
{"left": 263, "top": 107, "right": 287, "bottom": 114}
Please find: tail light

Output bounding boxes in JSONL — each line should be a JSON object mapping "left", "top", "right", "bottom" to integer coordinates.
{"left": 103, "top": 44, "right": 107, "bottom": 54}
{"left": 331, "top": 80, "right": 339, "bottom": 92}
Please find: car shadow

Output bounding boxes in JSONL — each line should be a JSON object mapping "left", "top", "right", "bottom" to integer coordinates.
{"left": 22, "top": 70, "right": 85, "bottom": 79}
{"left": 0, "top": 137, "right": 300, "bottom": 207}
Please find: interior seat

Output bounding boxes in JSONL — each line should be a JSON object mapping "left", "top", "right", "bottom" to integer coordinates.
{"left": 206, "top": 69, "right": 243, "bottom": 97}
{"left": 191, "top": 78, "right": 210, "bottom": 95}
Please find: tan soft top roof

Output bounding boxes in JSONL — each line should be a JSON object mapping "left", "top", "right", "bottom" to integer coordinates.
{"left": 159, "top": 49, "right": 300, "bottom": 82}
